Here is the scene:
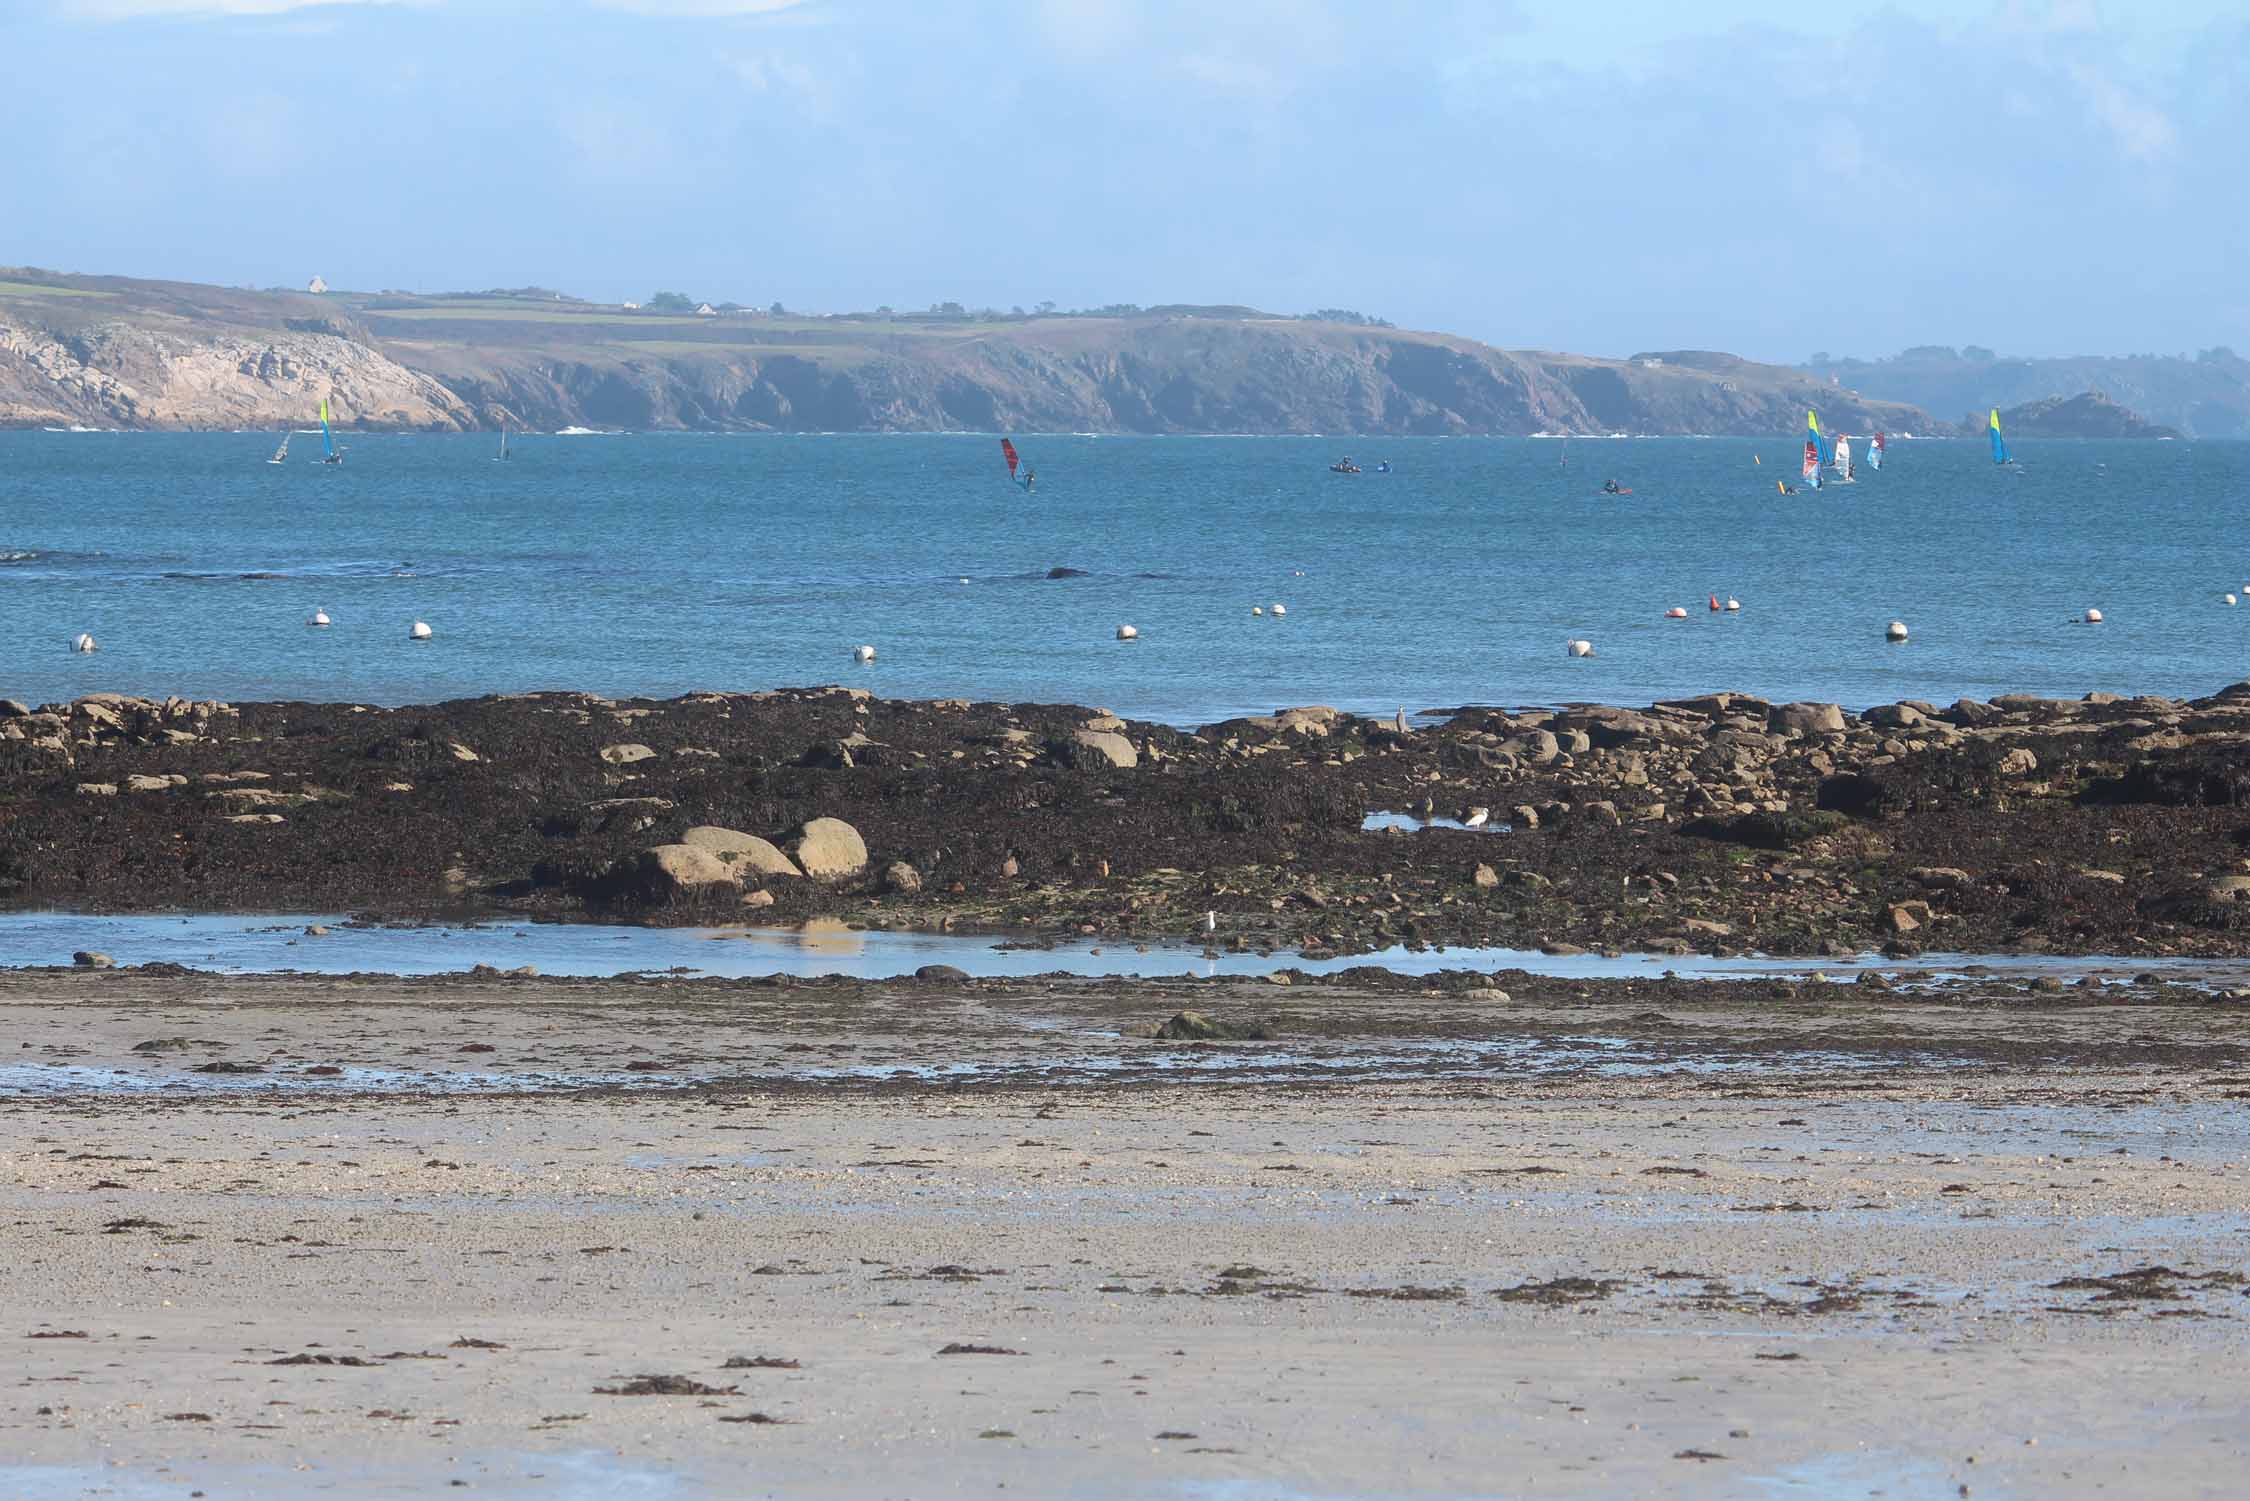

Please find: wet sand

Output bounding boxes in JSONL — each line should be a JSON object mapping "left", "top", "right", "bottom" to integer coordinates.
{"left": 3, "top": 972, "right": 2247, "bottom": 1497}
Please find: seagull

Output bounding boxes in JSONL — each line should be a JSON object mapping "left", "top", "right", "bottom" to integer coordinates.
{"left": 1462, "top": 807, "right": 1491, "bottom": 828}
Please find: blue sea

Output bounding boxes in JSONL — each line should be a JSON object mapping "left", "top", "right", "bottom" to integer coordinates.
{"left": 2, "top": 430, "right": 2243, "bottom": 724}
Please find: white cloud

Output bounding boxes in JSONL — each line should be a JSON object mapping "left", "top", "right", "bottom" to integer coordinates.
{"left": 2067, "top": 62, "right": 2177, "bottom": 159}
{"left": 591, "top": 0, "right": 809, "bottom": 13}
{"left": 60, "top": 0, "right": 417, "bottom": 17}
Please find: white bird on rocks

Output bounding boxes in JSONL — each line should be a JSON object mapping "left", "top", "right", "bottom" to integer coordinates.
{"left": 409, "top": 620, "right": 433, "bottom": 641}
{"left": 1393, "top": 707, "right": 1409, "bottom": 733}
{"left": 1462, "top": 806, "right": 1491, "bottom": 828}
{"left": 310, "top": 609, "right": 331, "bottom": 627}
{"left": 1567, "top": 638, "right": 1594, "bottom": 658}
{"left": 70, "top": 632, "right": 97, "bottom": 654}
{"left": 854, "top": 645, "right": 876, "bottom": 663}
{"left": 1116, "top": 624, "right": 1138, "bottom": 640}
{"left": 1886, "top": 620, "right": 1909, "bottom": 642}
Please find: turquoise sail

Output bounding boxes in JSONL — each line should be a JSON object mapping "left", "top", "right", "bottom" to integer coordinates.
{"left": 320, "top": 398, "right": 336, "bottom": 461}
{"left": 1988, "top": 409, "right": 2009, "bottom": 465}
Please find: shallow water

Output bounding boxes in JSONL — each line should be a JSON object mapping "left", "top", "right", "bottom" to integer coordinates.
{"left": 5, "top": 432, "right": 2246, "bottom": 723}
{"left": 7, "top": 911, "right": 2249, "bottom": 986}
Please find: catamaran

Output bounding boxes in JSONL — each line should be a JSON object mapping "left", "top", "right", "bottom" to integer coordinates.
{"left": 267, "top": 431, "right": 290, "bottom": 465}
{"left": 319, "top": 397, "right": 343, "bottom": 465}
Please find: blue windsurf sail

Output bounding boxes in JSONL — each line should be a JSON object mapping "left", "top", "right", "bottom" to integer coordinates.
{"left": 320, "top": 398, "right": 337, "bottom": 461}
{"left": 1988, "top": 409, "right": 2009, "bottom": 465}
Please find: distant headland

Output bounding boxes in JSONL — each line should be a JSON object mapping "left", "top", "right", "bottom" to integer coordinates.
{"left": 1, "top": 267, "right": 1930, "bottom": 437}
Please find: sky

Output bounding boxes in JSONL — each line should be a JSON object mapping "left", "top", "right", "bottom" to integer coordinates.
{"left": 0, "top": 0, "right": 2242, "bottom": 362}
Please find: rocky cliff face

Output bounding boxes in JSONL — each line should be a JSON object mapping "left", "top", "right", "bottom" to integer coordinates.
{"left": 0, "top": 271, "right": 1929, "bottom": 436}
{"left": 0, "top": 314, "right": 475, "bottom": 431}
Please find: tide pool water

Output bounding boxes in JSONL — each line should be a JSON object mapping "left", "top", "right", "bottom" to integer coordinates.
{"left": 3, "top": 431, "right": 2244, "bottom": 724}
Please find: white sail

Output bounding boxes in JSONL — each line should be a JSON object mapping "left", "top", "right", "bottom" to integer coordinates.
{"left": 268, "top": 432, "right": 289, "bottom": 464}
{"left": 1834, "top": 436, "right": 1852, "bottom": 475}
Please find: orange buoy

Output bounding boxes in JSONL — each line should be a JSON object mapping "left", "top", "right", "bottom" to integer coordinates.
{"left": 1709, "top": 595, "right": 1721, "bottom": 611}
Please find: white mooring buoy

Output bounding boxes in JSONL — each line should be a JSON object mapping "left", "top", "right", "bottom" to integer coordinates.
{"left": 2228, "top": 594, "right": 2239, "bottom": 607}
{"left": 1566, "top": 638, "right": 1595, "bottom": 658}
{"left": 854, "top": 644, "right": 876, "bottom": 663}
{"left": 1251, "top": 606, "right": 1264, "bottom": 616}
{"left": 310, "top": 609, "right": 331, "bottom": 628}
{"left": 2083, "top": 607, "right": 2104, "bottom": 624}
{"left": 1116, "top": 624, "right": 1138, "bottom": 641}
{"left": 409, "top": 620, "right": 433, "bottom": 641}
{"left": 1271, "top": 603, "right": 1286, "bottom": 616}
{"left": 70, "top": 632, "right": 97, "bottom": 654}
{"left": 1885, "top": 620, "right": 1909, "bottom": 642}
{"left": 1665, "top": 606, "right": 1688, "bottom": 619}
{"left": 1725, "top": 597, "right": 1741, "bottom": 612}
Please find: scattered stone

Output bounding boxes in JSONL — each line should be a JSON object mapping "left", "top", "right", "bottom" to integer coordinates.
{"left": 72, "top": 951, "right": 113, "bottom": 969}
{"left": 884, "top": 860, "right": 923, "bottom": 894}
{"left": 599, "top": 743, "right": 657, "bottom": 765}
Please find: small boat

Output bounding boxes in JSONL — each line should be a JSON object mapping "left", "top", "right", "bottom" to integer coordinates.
{"left": 319, "top": 398, "right": 343, "bottom": 465}
{"left": 267, "top": 431, "right": 290, "bottom": 465}
{"left": 1329, "top": 457, "right": 1361, "bottom": 474}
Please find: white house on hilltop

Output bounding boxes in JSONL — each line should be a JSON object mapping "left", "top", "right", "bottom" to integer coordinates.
{"left": 307, "top": 276, "right": 328, "bottom": 294}
{"left": 695, "top": 303, "right": 718, "bottom": 317}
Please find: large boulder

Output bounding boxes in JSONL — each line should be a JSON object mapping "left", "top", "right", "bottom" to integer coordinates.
{"left": 626, "top": 844, "right": 742, "bottom": 902}
{"left": 1052, "top": 729, "right": 1138, "bottom": 769}
{"left": 680, "top": 826, "right": 803, "bottom": 878}
{"left": 1768, "top": 702, "right": 1846, "bottom": 737}
{"left": 793, "top": 818, "right": 868, "bottom": 881}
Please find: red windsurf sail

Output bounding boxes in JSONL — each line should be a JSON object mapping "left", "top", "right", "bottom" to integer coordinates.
{"left": 1000, "top": 438, "right": 1021, "bottom": 480}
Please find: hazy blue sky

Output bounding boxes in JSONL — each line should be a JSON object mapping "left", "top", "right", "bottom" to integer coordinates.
{"left": 2, "top": 0, "right": 2240, "bottom": 361}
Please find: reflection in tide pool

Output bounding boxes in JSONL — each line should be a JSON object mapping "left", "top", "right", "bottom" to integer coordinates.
{"left": 2, "top": 910, "right": 2246, "bottom": 986}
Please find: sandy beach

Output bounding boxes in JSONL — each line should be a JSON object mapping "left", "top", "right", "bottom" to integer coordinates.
{"left": 3, "top": 969, "right": 2245, "bottom": 1498}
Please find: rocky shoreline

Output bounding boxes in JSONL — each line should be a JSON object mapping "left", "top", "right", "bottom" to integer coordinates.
{"left": 5, "top": 681, "right": 2250, "bottom": 959}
